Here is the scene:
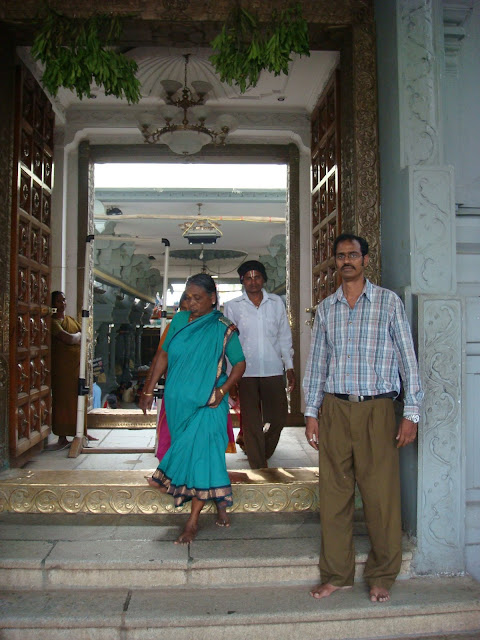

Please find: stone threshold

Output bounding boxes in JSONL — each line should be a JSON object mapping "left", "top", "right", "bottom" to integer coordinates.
{"left": 0, "top": 467, "right": 321, "bottom": 514}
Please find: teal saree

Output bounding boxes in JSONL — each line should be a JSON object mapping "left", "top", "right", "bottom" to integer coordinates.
{"left": 151, "top": 309, "right": 244, "bottom": 507}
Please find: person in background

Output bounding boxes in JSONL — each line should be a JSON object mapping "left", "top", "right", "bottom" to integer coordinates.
{"left": 92, "top": 377, "right": 102, "bottom": 409}
{"left": 49, "top": 291, "right": 98, "bottom": 450}
{"left": 140, "top": 274, "right": 246, "bottom": 544}
{"left": 303, "top": 233, "right": 423, "bottom": 603}
{"left": 223, "top": 260, "right": 295, "bottom": 469}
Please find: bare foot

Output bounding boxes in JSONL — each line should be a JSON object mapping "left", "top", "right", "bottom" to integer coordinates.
{"left": 369, "top": 586, "right": 390, "bottom": 602}
{"left": 215, "top": 505, "right": 230, "bottom": 528}
{"left": 310, "top": 583, "right": 352, "bottom": 599}
{"left": 44, "top": 437, "right": 70, "bottom": 451}
{"left": 174, "top": 522, "right": 198, "bottom": 545}
{"left": 86, "top": 434, "right": 99, "bottom": 441}
{"left": 146, "top": 477, "right": 167, "bottom": 493}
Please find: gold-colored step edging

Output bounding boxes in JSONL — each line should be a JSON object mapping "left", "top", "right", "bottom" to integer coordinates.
{"left": 87, "top": 408, "right": 241, "bottom": 430}
{"left": 0, "top": 468, "right": 319, "bottom": 515}
{"left": 87, "top": 409, "right": 156, "bottom": 429}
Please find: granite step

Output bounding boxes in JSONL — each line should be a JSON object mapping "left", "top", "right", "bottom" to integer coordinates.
{"left": 0, "top": 512, "right": 413, "bottom": 590}
{"left": 1, "top": 577, "right": 479, "bottom": 640}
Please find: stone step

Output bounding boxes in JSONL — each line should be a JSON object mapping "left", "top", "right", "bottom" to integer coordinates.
{"left": 0, "top": 512, "right": 413, "bottom": 591}
{"left": 0, "top": 467, "right": 324, "bottom": 514}
{"left": 1, "top": 577, "right": 479, "bottom": 640}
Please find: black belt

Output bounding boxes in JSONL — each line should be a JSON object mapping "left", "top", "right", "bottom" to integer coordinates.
{"left": 333, "top": 392, "right": 397, "bottom": 402}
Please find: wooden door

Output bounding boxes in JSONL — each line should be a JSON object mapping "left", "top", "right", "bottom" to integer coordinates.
{"left": 310, "top": 71, "right": 341, "bottom": 308}
{"left": 9, "top": 62, "right": 54, "bottom": 461}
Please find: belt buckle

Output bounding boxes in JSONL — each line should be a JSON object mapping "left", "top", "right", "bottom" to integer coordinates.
{"left": 348, "top": 394, "right": 364, "bottom": 402}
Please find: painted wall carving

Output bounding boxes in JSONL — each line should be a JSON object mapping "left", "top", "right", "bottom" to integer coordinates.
{"left": 416, "top": 297, "right": 464, "bottom": 573}
{"left": 353, "top": 15, "right": 381, "bottom": 282}
{"left": 398, "top": 0, "right": 441, "bottom": 167}
{"left": 0, "top": 32, "right": 15, "bottom": 470}
{"left": 410, "top": 166, "right": 456, "bottom": 294}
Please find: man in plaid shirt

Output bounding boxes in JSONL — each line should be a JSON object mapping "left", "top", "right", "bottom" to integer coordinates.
{"left": 303, "top": 233, "right": 423, "bottom": 603}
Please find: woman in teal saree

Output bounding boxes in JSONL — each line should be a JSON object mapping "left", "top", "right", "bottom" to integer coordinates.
{"left": 140, "top": 274, "right": 246, "bottom": 544}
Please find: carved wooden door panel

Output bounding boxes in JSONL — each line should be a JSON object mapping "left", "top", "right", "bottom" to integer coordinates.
{"left": 9, "top": 62, "right": 54, "bottom": 461}
{"left": 310, "top": 70, "right": 341, "bottom": 310}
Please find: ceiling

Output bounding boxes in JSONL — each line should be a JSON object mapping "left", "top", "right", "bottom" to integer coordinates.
{"left": 94, "top": 185, "right": 287, "bottom": 280}
{"left": 21, "top": 44, "right": 339, "bottom": 286}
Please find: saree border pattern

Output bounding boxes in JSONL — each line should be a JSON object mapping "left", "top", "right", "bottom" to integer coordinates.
{"left": 0, "top": 468, "right": 319, "bottom": 514}
{"left": 151, "top": 469, "right": 233, "bottom": 507}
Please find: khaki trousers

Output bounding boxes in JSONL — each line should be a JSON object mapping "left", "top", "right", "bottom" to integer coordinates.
{"left": 238, "top": 376, "right": 288, "bottom": 469}
{"left": 318, "top": 393, "right": 402, "bottom": 590}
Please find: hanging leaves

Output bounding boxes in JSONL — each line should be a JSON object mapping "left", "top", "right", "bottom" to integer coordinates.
{"left": 31, "top": 8, "right": 141, "bottom": 104}
{"left": 210, "top": 3, "right": 310, "bottom": 93}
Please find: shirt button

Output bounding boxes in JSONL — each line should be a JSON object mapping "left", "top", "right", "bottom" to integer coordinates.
{"left": 347, "top": 355, "right": 350, "bottom": 358}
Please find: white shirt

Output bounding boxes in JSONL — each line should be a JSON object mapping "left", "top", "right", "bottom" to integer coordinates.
{"left": 224, "top": 289, "right": 294, "bottom": 378}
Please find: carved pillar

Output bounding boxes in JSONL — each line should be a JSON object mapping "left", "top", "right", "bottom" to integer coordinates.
{"left": 376, "top": 0, "right": 463, "bottom": 573}
{"left": 94, "top": 321, "right": 110, "bottom": 389}
{"left": 0, "top": 31, "right": 15, "bottom": 470}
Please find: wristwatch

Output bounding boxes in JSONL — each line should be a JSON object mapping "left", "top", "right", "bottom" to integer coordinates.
{"left": 404, "top": 414, "right": 420, "bottom": 423}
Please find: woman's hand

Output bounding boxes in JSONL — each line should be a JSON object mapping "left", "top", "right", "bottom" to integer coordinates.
{"left": 139, "top": 392, "right": 154, "bottom": 415}
{"left": 208, "top": 387, "right": 224, "bottom": 409}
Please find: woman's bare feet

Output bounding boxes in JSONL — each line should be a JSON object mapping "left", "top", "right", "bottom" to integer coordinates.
{"left": 175, "top": 520, "right": 198, "bottom": 544}
{"left": 369, "top": 585, "right": 390, "bottom": 602}
{"left": 310, "top": 583, "right": 352, "bottom": 599}
{"left": 215, "top": 505, "right": 230, "bottom": 528}
{"left": 146, "top": 477, "right": 167, "bottom": 493}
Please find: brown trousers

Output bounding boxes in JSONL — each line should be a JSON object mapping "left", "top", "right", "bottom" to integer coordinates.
{"left": 238, "top": 376, "right": 288, "bottom": 469}
{"left": 318, "top": 393, "right": 402, "bottom": 590}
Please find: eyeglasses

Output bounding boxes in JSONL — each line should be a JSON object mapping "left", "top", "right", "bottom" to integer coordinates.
{"left": 335, "top": 252, "right": 362, "bottom": 261}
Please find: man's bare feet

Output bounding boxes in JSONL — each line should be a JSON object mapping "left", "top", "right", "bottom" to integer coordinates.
{"left": 86, "top": 434, "right": 99, "bottom": 441}
{"left": 215, "top": 505, "right": 230, "bottom": 528}
{"left": 146, "top": 477, "right": 167, "bottom": 493}
{"left": 369, "top": 586, "right": 390, "bottom": 602}
{"left": 310, "top": 583, "right": 352, "bottom": 599}
{"left": 44, "top": 437, "right": 70, "bottom": 451}
{"left": 174, "top": 521, "right": 198, "bottom": 544}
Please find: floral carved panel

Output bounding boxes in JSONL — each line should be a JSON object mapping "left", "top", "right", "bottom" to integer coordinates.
{"left": 398, "top": 0, "right": 441, "bottom": 167}
{"left": 416, "top": 297, "right": 464, "bottom": 574}
{"left": 410, "top": 167, "right": 455, "bottom": 294}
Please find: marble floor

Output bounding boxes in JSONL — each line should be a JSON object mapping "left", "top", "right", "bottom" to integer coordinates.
{"left": 23, "top": 426, "right": 318, "bottom": 472}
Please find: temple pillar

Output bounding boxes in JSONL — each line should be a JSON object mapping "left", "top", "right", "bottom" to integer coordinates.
{"left": 375, "top": 0, "right": 464, "bottom": 574}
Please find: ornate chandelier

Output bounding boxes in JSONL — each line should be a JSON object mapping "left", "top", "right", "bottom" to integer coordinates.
{"left": 139, "top": 54, "right": 238, "bottom": 156}
{"left": 179, "top": 204, "right": 223, "bottom": 245}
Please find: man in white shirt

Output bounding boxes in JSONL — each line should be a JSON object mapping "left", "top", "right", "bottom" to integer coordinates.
{"left": 224, "top": 260, "right": 295, "bottom": 468}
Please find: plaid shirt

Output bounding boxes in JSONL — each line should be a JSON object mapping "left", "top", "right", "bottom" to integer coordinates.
{"left": 303, "top": 280, "right": 423, "bottom": 418}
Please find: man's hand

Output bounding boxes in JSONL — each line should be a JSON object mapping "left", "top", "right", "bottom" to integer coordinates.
{"left": 396, "top": 418, "right": 418, "bottom": 448}
{"left": 305, "top": 416, "right": 319, "bottom": 450}
{"left": 286, "top": 369, "right": 296, "bottom": 393}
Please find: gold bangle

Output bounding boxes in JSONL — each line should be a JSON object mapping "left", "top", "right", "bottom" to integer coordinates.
{"left": 143, "top": 392, "right": 153, "bottom": 397}
{"left": 218, "top": 387, "right": 224, "bottom": 396}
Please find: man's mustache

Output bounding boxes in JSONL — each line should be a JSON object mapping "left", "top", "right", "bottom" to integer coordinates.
{"left": 341, "top": 264, "right": 354, "bottom": 269}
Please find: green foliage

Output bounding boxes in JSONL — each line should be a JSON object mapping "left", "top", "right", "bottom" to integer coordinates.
{"left": 31, "top": 8, "right": 141, "bottom": 104}
{"left": 210, "top": 3, "right": 310, "bottom": 93}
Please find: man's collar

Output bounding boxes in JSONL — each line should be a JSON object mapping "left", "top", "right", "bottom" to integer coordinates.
{"left": 243, "top": 288, "right": 268, "bottom": 304}
{"left": 331, "top": 279, "right": 372, "bottom": 305}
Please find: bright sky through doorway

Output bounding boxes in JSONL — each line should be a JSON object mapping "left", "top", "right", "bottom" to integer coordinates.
{"left": 95, "top": 163, "right": 287, "bottom": 189}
